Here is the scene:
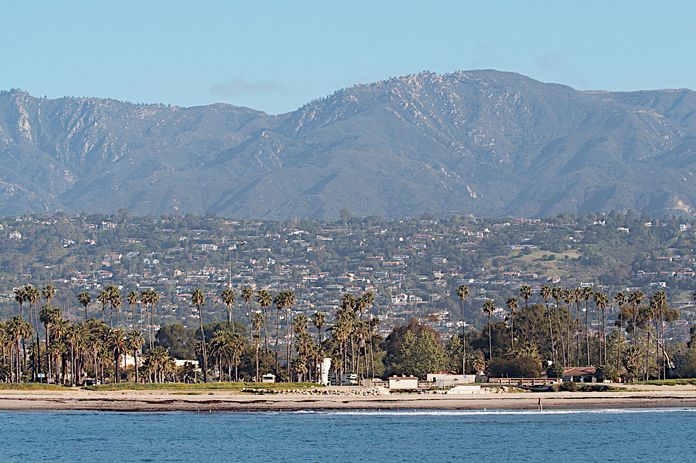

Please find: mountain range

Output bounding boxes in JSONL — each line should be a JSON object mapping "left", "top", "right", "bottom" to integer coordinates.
{"left": 1, "top": 70, "right": 696, "bottom": 219}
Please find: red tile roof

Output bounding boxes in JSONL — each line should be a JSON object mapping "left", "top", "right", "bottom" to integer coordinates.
{"left": 562, "top": 367, "right": 597, "bottom": 376}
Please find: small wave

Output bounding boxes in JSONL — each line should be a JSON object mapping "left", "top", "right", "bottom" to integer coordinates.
{"left": 291, "top": 408, "right": 696, "bottom": 416}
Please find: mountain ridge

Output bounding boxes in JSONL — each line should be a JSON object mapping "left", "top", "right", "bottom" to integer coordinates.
{"left": 1, "top": 70, "right": 695, "bottom": 219}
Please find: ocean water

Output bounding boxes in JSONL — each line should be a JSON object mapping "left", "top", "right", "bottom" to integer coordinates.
{"left": 2, "top": 408, "right": 695, "bottom": 462}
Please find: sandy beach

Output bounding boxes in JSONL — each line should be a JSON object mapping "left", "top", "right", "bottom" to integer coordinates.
{"left": 1, "top": 385, "right": 696, "bottom": 412}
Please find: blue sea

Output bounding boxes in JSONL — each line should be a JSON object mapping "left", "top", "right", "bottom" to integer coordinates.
{"left": 2, "top": 408, "right": 695, "bottom": 462}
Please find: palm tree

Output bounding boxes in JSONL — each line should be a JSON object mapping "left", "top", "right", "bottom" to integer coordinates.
{"left": 540, "top": 285, "right": 556, "bottom": 363}
{"left": 519, "top": 285, "right": 532, "bottom": 310}
{"left": 482, "top": 300, "right": 495, "bottom": 361}
{"left": 256, "top": 290, "right": 272, "bottom": 355}
{"left": 628, "top": 290, "right": 645, "bottom": 346}
{"left": 456, "top": 285, "right": 469, "bottom": 373}
{"left": 25, "top": 285, "right": 41, "bottom": 380}
{"left": 210, "top": 330, "right": 232, "bottom": 381}
{"left": 42, "top": 285, "right": 56, "bottom": 304}
{"left": 652, "top": 289, "right": 668, "bottom": 379}
{"left": 280, "top": 290, "right": 297, "bottom": 380}
{"left": 108, "top": 328, "right": 127, "bottom": 383}
{"left": 97, "top": 289, "right": 110, "bottom": 322}
{"left": 312, "top": 311, "right": 326, "bottom": 345}
{"left": 14, "top": 287, "right": 26, "bottom": 317}
{"left": 251, "top": 311, "right": 263, "bottom": 381}
{"left": 191, "top": 288, "right": 208, "bottom": 382}
{"left": 221, "top": 288, "right": 236, "bottom": 330}
{"left": 109, "top": 286, "right": 122, "bottom": 328}
{"left": 581, "top": 286, "right": 593, "bottom": 366}
{"left": 64, "top": 323, "right": 85, "bottom": 386}
{"left": 272, "top": 292, "right": 285, "bottom": 372}
{"left": 562, "top": 289, "right": 575, "bottom": 365}
{"left": 358, "top": 291, "right": 375, "bottom": 319}
{"left": 78, "top": 291, "right": 91, "bottom": 320}
{"left": 594, "top": 291, "right": 609, "bottom": 364}
{"left": 39, "top": 304, "right": 61, "bottom": 381}
{"left": 505, "top": 297, "right": 518, "bottom": 350}
{"left": 7, "top": 316, "right": 32, "bottom": 382}
{"left": 140, "top": 289, "right": 161, "bottom": 349}
{"left": 241, "top": 286, "right": 254, "bottom": 340}
{"left": 127, "top": 291, "right": 138, "bottom": 327}
{"left": 126, "top": 330, "right": 144, "bottom": 384}
{"left": 552, "top": 286, "right": 567, "bottom": 365}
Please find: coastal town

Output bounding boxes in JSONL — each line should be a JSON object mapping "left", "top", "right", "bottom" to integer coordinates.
{"left": 0, "top": 212, "right": 694, "bottom": 341}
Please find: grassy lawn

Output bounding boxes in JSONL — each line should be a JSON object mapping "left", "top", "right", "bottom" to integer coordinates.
{"left": 0, "top": 383, "right": 68, "bottom": 391}
{"left": 635, "top": 379, "right": 696, "bottom": 386}
{"left": 84, "top": 382, "right": 322, "bottom": 392}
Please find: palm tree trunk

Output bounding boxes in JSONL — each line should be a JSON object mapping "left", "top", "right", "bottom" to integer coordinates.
{"left": 198, "top": 305, "right": 208, "bottom": 383}
{"left": 274, "top": 309, "right": 280, "bottom": 373}
{"left": 134, "top": 350, "right": 139, "bottom": 384}
{"left": 45, "top": 325, "right": 51, "bottom": 382}
{"left": 585, "top": 301, "right": 590, "bottom": 366}
{"left": 263, "top": 308, "right": 269, "bottom": 355}
{"left": 487, "top": 315, "right": 492, "bottom": 361}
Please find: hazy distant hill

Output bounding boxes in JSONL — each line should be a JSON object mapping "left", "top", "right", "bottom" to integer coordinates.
{"left": 1, "top": 70, "right": 696, "bottom": 219}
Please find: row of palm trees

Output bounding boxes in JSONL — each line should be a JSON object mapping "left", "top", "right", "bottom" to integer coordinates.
{"left": 457, "top": 284, "right": 685, "bottom": 380}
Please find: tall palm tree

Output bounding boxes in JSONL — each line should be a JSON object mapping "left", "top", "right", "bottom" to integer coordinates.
{"left": 505, "top": 297, "right": 518, "bottom": 351}
{"left": 519, "top": 285, "right": 532, "bottom": 310}
{"left": 191, "top": 288, "right": 208, "bottom": 382}
{"left": 614, "top": 291, "right": 627, "bottom": 371}
{"left": 127, "top": 330, "right": 144, "bottom": 383}
{"left": 97, "top": 289, "right": 110, "bottom": 322}
{"left": 14, "top": 287, "right": 27, "bottom": 317}
{"left": 127, "top": 291, "right": 138, "bottom": 327}
{"left": 278, "top": 290, "right": 297, "bottom": 380}
{"left": 251, "top": 311, "right": 264, "bottom": 381}
{"left": 456, "top": 285, "right": 469, "bottom": 373}
{"left": 482, "top": 300, "right": 495, "bottom": 361}
{"left": 7, "top": 316, "right": 32, "bottom": 382}
{"left": 312, "top": 311, "right": 326, "bottom": 345}
{"left": 652, "top": 289, "right": 668, "bottom": 379}
{"left": 42, "top": 285, "right": 56, "bottom": 304}
{"left": 78, "top": 291, "right": 91, "bottom": 320}
{"left": 256, "top": 290, "right": 272, "bottom": 355}
{"left": 540, "top": 285, "right": 556, "bottom": 363}
{"left": 140, "top": 289, "right": 160, "bottom": 349}
{"left": 39, "top": 304, "right": 61, "bottom": 381}
{"left": 272, "top": 292, "right": 285, "bottom": 372}
{"left": 241, "top": 286, "right": 254, "bottom": 341}
{"left": 107, "top": 328, "right": 127, "bottom": 383}
{"left": 221, "top": 288, "right": 236, "bottom": 330}
{"left": 64, "top": 323, "right": 84, "bottom": 386}
{"left": 628, "top": 290, "right": 645, "bottom": 346}
{"left": 552, "top": 286, "right": 567, "bottom": 365}
{"left": 581, "top": 286, "right": 593, "bottom": 365}
{"left": 359, "top": 291, "right": 375, "bottom": 320}
{"left": 25, "top": 285, "right": 41, "bottom": 380}
{"left": 594, "top": 291, "right": 609, "bottom": 365}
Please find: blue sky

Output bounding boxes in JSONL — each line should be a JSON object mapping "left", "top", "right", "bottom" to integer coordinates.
{"left": 2, "top": 1, "right": 694, "bottom": 114}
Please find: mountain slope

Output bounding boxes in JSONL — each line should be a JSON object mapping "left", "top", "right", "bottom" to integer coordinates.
{"left": 1, "top": 70, "right": 695, "bottom": 219}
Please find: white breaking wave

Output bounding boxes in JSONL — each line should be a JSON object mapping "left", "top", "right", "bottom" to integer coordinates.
{"left": 291, "top": 408, "right": 696, "bottom": 416}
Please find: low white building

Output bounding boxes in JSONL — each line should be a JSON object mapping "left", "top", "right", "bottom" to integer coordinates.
{"left": 446, "top": 385, "right": 481, "bottom": 395}
{"left": 426, "top": 372, "right": 476, "bottom": 388}
{"left": 388, "top": 376, "right": 418, "bottom": 390}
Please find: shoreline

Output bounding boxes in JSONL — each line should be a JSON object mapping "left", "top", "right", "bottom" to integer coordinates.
{"left": 1, "top": 387, "right": 696, "bottom": 412}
